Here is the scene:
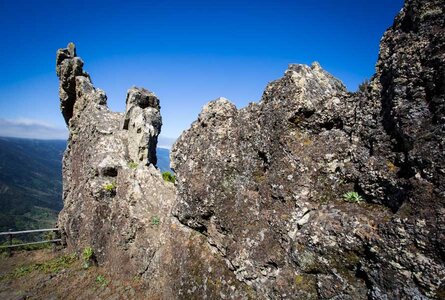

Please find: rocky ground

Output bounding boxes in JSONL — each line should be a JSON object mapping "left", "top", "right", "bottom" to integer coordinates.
{"left": 0, "top": 248, "right": 151, "bottom": 300}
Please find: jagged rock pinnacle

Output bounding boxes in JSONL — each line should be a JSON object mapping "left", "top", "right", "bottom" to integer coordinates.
{"left": 123, "top": 87, "right": 162, "bottom": 166}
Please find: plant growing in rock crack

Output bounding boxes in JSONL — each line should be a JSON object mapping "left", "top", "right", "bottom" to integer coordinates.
{"left": 151, "top": 216, "right": 160, "bottom": 226}
{"left": 162, "top": 171, "right": 176, "bottom": 183}
{"left": 82, "top": 246, "right": 94, "bottom": 269}
{"left": 128, "top": 162, "right": 138, "bottom": 169}
{"left": 103, "top": 182, "right": 116, "bottom": 192}
{"left": 343, "top": 191, "right": 364, "bottom": 203}
{"left": 95, "top": 274, "right": 109, "bottom": 287}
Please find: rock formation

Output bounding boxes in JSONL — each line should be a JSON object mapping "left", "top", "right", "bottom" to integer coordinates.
{"left": 56, "top": 41, "right": 174, "bottom": 276}
{"left": 57, "top": 0, "right": 444, "bottom": 298}
{"left": 171, "top": 0, "right": 445, "bottom": 298}
{"left": 56, "top": 44, "right": 254, "bottom": 298}
{"left": 122, "top": 87, "right": 161, "bottom": 166}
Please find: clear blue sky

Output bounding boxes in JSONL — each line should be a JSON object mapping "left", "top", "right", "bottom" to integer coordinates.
{"left": 0, "top": 0, "right": 404, "bottom": 142}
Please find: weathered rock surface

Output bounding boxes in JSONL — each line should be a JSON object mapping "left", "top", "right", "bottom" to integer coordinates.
{"left": 56, "top": 42, "right": 171, "bottom": 275}
{"left": 57, "top": 0, "right": 444, "bottom": 299}
{"left": 171, "top": 0, "right": 445, "bottom": 299}
{"left": 123, "top": 87, "right": 161, "bottom": 166}
{"left": 56, "top": 43, "right": 254, "bottom": 298}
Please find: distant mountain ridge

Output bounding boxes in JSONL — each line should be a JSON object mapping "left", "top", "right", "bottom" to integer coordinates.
{"left": 0, "top": 136, "right": 171, "bottom": 231}
{"left": 0, "top": 137, "right": 65, "bottom": 231}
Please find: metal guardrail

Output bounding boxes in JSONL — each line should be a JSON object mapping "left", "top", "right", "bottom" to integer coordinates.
{"left": 0, "top": 228, "right": 61, "bottom": 249}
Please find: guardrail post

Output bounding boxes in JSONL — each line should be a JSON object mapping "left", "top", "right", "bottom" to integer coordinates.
{"left": 51, "top": 229, "right": 57, "bottom": 252}
{"left": 7, "top": 229, "right": 12, "bottom": 256}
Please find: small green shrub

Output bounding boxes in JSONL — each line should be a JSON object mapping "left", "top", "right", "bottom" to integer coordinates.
{"left": 82, "top": 246, "right": 94, "bottom": 268}
{"left": 95, "top": 274, "right": 109, "bottom": 287}
{"left": 343, "top": 191, "right": 364, "bottom": 203}
{"left": 82, "top": 247, "right": 93, "bottom": 260}
{"left": 151, "top": 216, "right": 160, "bottom": 226}
{"left": 162, "top": 171, "right": 176, "bottom": 183}
{"left": 103, "top": 182, "right": 116, "bottom": 192}
{"left": 128, "top": 162, "right": 138, "bottom": 169}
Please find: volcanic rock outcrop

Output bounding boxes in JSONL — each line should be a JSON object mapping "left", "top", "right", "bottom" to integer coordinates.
{"left": 171, "top": 0, "right": 445, "bottom": 298}
{"left": 56, "top": 42, "right": 174, "bottom": 275}
{"left": 57, "top": 0, "right": 444, "bottom": 299}
{"left": 56, "top": 44, "right": 254, "bottom": 298}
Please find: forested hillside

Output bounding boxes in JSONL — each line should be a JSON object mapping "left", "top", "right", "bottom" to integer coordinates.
{"left": 0, "top": 137, "right": 65, "bottom": 231}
